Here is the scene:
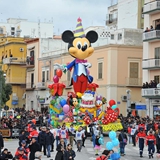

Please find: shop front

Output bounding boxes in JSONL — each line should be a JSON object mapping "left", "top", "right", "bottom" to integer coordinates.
{"left": 153, "top": 106, "right": 160, "bottom": 120}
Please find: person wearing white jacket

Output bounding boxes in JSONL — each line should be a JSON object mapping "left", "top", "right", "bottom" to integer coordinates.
{"left": 75, "top": 127, "right": 84, "bottom": 152}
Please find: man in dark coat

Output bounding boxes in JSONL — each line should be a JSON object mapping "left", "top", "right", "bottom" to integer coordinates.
{"left": 45, "top": 128, "right": 54, "bottom": 158}
{"left": 0, "top": 132, "right": 4, "bottom": 154}
{"left": 38, "top": 126, "right": 47, "bottom": 155}
{"left": 0, "top": 148, "right": 13, "bottom": 160}
{"left": 29, "top": 137, "right": 41, "bottom": 160}
{"left": 55, "top": 139, "right": 66, "bottom": 160}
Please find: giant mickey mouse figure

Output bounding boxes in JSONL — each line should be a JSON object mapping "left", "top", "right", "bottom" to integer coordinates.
{"left": 62, "top": 18, "right": 98, "bottom": 93}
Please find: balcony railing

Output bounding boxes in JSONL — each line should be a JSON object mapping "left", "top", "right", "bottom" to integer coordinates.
{"left": 3, "top": 57, "right": 26, "bottom": 65}
{"left": 26, "top": 83, "right": 36, "bottom": 89}
{"left": 143, "top": 30, "right": 160, "bottom": 42}
{"left": 37, "top": 82, "right": 47, "bottom": 89}
{"left": 126, "top": 78, "right": 142, "bottom": 87}
{"left": 6, "top": 78, "right": 26, "bottom": 84}
{"left": 106, "top": 14, "right": 118, "bottom": 25}
{"left": 142, "top": 88, "right": 160, "bottom": 97}
{"left": 142, "top": 59, "right": 160, "bottom": 69}
{"left": 143, "top": 1, "right": 160, "bottom": 14}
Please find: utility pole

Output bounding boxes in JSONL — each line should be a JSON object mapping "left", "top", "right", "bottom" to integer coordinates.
{"left": 126, "top": 89, "right": 131, "bottom": 117}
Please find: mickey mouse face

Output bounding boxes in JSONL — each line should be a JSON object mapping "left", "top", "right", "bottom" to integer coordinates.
{"left": 62, "top": 30, "right": 98, "bottom": 60}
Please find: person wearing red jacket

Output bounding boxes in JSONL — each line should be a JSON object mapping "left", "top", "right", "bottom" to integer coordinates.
{"left": 20, "top": 141, "right": 30, "bottom": 157}
{"left": 28, "top": 127, "right": 39, "bottom": 140}
{"left": 138, "top": 123, "right": 145, "bottom": 131}
{"left": 14, "top": 147, "right": 28, "bottom": 160}
{"left": 136, "top": 128, "right": 146, "bottom": 157}
{"left": 146, "top": 131, "right": 156, "bottom": 159}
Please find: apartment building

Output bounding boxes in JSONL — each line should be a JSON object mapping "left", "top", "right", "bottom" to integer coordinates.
{"left": 142, "top": 0, "right": 160, "bottom": 119}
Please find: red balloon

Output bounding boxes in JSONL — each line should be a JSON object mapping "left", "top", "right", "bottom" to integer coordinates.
{"left": 56, "top": 69, "right": 62, "bottom": 78}
{"left": 109, "top": 100, "right": 116, "bottom": 107}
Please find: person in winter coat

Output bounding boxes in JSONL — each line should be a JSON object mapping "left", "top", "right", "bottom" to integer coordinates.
{"left": 65, "top": 144, "right": 76, "bottom": 160}
{"left": 14, "top": 147, "right": 28, "bottom": 160}
{"left": 20, "top": 140, "right": 30, "bottom": 157}
{"left": 55, "top": 139, "right": 66, "bottom": 160}
{"left": 0, "top": 148, "right": 13, "bottom": 160}
{"left": 38, "top": 126, "right": 46, "bottom": 155}
{"left": 118, "top": 130, "right": 128, "bottom": 156}
{"left": 18, "top": 131, "right": 26, "bottom": 146}
{"left": 29, "top": 137, "right": 41, "bottom": 160}
{"left": 146, "top": 131, "right": 156, "bottom": 159}
{"left": 45, "top": 128, "right": 54, "bottom": 158}
{"left": 136, "top": 127, "right": 146, "bottom": 157}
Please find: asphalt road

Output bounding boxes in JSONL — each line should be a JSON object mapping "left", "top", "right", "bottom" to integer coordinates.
{"left": 3, "top": 137, "right": 157, "bottom": 160}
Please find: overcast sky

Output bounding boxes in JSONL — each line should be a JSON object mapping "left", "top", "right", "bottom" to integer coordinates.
{"left": 0, "top": 0, "right": 117, "bottom": 34}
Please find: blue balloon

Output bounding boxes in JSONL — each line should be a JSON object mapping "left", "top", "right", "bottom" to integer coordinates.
{"left": 98, "top": 138, "right": 104, "bottom": 145}
{"left": 109, "top": 131, "right": 116, "bottom": 140}
{"left": 112, "top": 138, "right": 119, "bottom": 147}
{"left": 111, "top": 105, "right": 117, "bottom": 110}
{"left": 106, "top": 142, "right": 114, "bottom": 150}
{"left": 110, "top": 153, "right": 121, "bottom": 160}
{"left": 60, "top": 99, "right": 67, "bottom": 107}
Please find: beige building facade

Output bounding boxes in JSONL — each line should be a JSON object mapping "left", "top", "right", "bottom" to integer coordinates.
{"left": 38, "top": 44, "right": 145, "bottom": 116}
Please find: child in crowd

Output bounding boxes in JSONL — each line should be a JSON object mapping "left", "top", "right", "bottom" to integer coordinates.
{"left": 95, "top": 135, "right": 101, "bottom": 156}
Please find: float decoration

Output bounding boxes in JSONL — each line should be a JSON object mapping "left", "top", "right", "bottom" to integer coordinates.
{"left": 48, "top": 18, "right": 123, "bottom": 132}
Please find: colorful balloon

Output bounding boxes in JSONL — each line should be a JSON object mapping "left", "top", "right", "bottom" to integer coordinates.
{"left": 106, "top": 142, "right": 113, "bottom": 150}
{"left": 109, "top": 100, "right": 116, "bottom": 107}
{"left": 56, "top": 69, "right": 62, "bottom": 78}
{"left": 53, "top": 75, "right": 59, "bottom": 83}
{"left": 111, "top": 105, "right": 117, "bottom": 110}
{"left": 109, "top": 131, "right": 116, "bottom": 140}
{"left": 63, "top": 104, "right": 70, "bottom": 113}
{"left": 112, "top": 138, "right": 119, "bottom": 147}
{"left": 60, "top": 99, "right": 67, "bottom": 107}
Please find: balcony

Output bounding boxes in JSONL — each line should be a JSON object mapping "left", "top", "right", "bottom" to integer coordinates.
{"left": 5, "top": 78, "right": 25, "bottom": 84}
{"left": 26, "top": 83, "right": 36, "bottom": 90}
{"left": 143, "top": 30, "right": 160, "bottom": 42}
{"left": 3, "top": 57, "right": 26, "bottom": 65}
{"left": 106, "top": 14, "right": 118, "bottom": 26}
{"left": 142, "top": 58, "right": 160, "bottom": 70}
{"left": 126, "top": 78, "right": 142, "bottom": 87}
{"left": 21, "top": 56, "right": 35, "bottom": 68}
{"left": 142, "top": 88, "right": 160, "bottom": 98}
{"left": 143, "top": 1, "right": 160, "bottom": 15}
{"left": 37, "top": 82, "right": 47, "bottom": 90}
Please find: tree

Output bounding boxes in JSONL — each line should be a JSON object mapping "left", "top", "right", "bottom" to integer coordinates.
{"left": 0, "top": 70, "right": 12, "bottom": 107}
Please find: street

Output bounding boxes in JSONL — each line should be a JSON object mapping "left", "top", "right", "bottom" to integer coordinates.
{"left": 3, "top": 137, "right": 155, "bottom": 160}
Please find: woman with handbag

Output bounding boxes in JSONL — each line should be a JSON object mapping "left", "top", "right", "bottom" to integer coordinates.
{"left": 118, "top": 130, "right": 128, "bottom": 156}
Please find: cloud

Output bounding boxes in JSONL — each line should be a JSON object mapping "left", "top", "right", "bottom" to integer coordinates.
{"left": 0, "top": 0, "right": 111, "bottom": 34}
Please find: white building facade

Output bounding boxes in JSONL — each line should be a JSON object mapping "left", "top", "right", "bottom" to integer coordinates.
{"left": 142, "top": 0, "right": 160, "bottom": 119}
{"left": 0, "top": 18, "right": 53, "bottom": 38}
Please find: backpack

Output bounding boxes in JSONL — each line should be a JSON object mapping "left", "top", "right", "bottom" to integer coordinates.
{"left": 96, "top": 155, "right": 107, "bottom": 160}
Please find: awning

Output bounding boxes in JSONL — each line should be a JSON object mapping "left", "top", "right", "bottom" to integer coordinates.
{"left": 28, "top": 46, "right": 35, "bottom": 50}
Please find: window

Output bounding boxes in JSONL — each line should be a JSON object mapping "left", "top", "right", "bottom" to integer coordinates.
{"left": 54, "top": 69, "right": 57, "bottom": 76}
{"left": 154, "top": 76, "right": 159, "bottom": 84}
{"left": 155, "top": 47, "right": 160, "bottom": 66}
{"left": 42, "top": 71, "right": 45, "bottom": 82}
{"left": 98, "top": 62, "right": 103, "bottom": 79}
{"left": 11, "top": 32, "right": 14, "bottom": 36}
{"left": 111, "top": 34, "right": 114, "bottom": 40}
{"left": 118, "top": 33, "right": 122, "bottom": 40}
{"left": 31, "top": 101, "right": 33, "bottom": 110}
{"left": 31, "top": 73, "right": 34, "bottom": 84}
{"left": 46, "top": 70, "right": 49, "bottom": 81}
{"left": 129, "top": 62, "right": 139, "bottom": 78}
{"left": 11, "top": 27, "right": 15, "bottom": 31}
{"left": 0, "top": 27, "right": 3, "bottom": 34}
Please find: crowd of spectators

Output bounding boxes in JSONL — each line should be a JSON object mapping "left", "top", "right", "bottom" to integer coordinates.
{"left": 142, "top": 80, "right": 157, "bottom": 88}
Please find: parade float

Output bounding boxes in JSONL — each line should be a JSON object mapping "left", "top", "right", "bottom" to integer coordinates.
{"left": 48, "top": 18, "right": 123, "bottom": 132}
